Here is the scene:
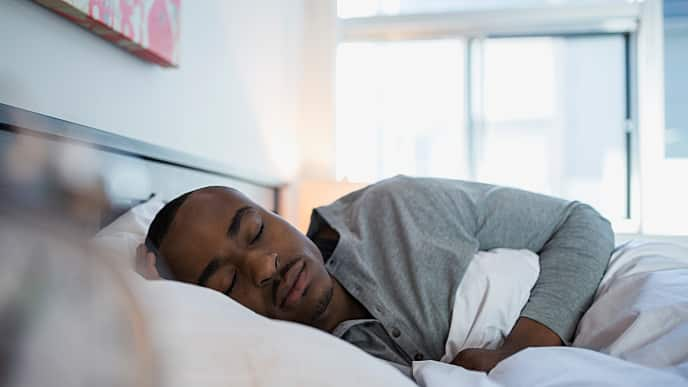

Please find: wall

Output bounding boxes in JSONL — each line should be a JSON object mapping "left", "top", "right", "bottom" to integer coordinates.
{"left": 279, "top": 0, "right": 339, "bottom": 224}
{"left": 0, "top": 0, "right": 305, "bottom": 184}
{"left": 297, "top": 0, "right": 338, "bottom": 180}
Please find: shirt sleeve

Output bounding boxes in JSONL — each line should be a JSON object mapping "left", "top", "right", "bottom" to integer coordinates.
{"left": 472, "top": 185, "right": 615, "bottom": 344}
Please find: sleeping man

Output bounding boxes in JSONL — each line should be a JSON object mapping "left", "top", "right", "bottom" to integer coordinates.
{"left": 136, "top": 175, "right": 614, "bottom": 373}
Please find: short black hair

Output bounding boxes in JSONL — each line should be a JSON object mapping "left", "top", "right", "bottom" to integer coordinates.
{"left": 144, "top": 190, "right": 195, "bottom": 279}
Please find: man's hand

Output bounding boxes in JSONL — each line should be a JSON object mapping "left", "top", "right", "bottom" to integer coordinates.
{"left": 136, "top": 244, "right": 161, "bottom": 280}
{"left": 451, "top": 348, "right": 514, "bottom": 372}
{"left": 451, "top": 317, "right": 563, "bottom": 373}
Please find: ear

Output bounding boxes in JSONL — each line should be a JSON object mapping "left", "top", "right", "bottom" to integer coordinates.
{"left": 136, "top": 244, "right": 161, "bottom": 280}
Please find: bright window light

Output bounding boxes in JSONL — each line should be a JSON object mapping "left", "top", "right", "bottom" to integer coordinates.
{"left": 336, "top": 40, "right": 468, "bottom": 182}
{"left": 335, "top": 35, "right": 629, "bottom": 223}
{"left": 475, "top": 35, "right": 628, "bottom": 221}
{"left": 664, "top": 20, "right": 688, "bottom": 158}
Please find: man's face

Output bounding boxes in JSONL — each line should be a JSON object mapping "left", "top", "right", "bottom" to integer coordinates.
{"left": 159, "top": 187, "right": 334, "bottom": 326}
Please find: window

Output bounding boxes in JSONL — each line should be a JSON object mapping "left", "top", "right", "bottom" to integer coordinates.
{"left": 664, "top": 0, "right": 688, "bottom": 158}
{"left": 336, "top": 40, "right": 468, "bottom": 182}
{"left": 472, "top": 35, "right": 629, "bottom": 221}
{"left": 332, "top": 1, "right": 653, "bottom": 232}
{"left": 336, "top": 35, "right": 631, "bottom": 223}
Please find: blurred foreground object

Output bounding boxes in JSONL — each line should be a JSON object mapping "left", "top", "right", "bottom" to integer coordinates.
{"left": 0, "top": 127, "right": 110, "bottom": 233}
{"left": 0, "top": 218, "right": 157, "bottom": 387}
{"left": 0, "top": 125, "right": 156, "bottom": 387}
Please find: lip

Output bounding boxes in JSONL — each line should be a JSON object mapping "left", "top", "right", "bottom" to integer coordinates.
{"left": 277, "top": 259, "right": 308, "bottom": 309}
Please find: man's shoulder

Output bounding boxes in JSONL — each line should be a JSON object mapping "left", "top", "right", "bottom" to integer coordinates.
{"left": 365, "top": 175, "right": 490, "bottom": 199}
{"left": 319, "top": 175, "right": 496, "bottom": 222}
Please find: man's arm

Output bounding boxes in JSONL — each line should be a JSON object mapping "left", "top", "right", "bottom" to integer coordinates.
{"left": 517, "top": 202, "right": 615, "bottom": 343}
{"left": 453, "top": 185, "right": 614, "bottom": 371}
{"left": 452, "top": 317, "right": 560, "bottom": 371}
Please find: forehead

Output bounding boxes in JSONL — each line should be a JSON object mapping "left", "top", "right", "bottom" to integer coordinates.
{"left": 181, "top": 187, "right": 252, "bottom": 219}
{"left": 160, "top": 187, "right": 256, "bottom": 281}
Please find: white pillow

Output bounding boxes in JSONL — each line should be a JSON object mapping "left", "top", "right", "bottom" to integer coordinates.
{"left": 98, "top": 199, "right": 416, "bottom": 386}
{"left": 132, "top": 277, "right": 417, "bottom": 387}
{"left": 440, "top": 249, "right": 540, "bottom": 362}
{"left": 573, "top": 240, "right": 688, "bottom": 367}
{"left": 91, "top": 199, "right": 164, "bottom": 267}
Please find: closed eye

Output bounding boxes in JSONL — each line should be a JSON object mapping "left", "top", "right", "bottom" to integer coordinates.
{"left": 251, "top": 222, "right": 264, "bottom": 244}
{"left": 224, "top": 272, "right": 237, "bottom": 295}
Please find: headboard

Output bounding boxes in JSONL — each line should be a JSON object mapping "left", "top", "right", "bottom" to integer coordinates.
{"left": 0, "top": 103, "right": 281, "bottom": 227}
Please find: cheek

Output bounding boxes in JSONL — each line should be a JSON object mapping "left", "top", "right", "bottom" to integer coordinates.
{"left": 310, "top": 265, "right": 332, "bottom": 297}
{"left": 232, "top": 288, "right": 273, "bottom": 318}
{"left": 271, "top": 218, "right": 316, "bottom": 252}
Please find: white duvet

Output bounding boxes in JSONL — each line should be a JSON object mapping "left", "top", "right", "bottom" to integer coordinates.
{"left": 414, "top": 240, "right": 688, "bottom": 387}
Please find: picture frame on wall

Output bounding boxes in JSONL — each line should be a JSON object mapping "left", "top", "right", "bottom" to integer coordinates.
{"left": 34, "top": 0, "right": 181, "bottom": 67}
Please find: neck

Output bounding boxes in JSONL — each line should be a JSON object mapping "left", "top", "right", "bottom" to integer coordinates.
{"left": 315, "top": 276, "right": 370, "bottom": 332}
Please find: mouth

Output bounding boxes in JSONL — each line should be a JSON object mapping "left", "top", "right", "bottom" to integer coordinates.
{"left": 276, "top": 258, "right": 309, "bottom": 309}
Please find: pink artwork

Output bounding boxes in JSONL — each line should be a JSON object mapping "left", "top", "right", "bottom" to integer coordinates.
{"left": 34, "top": 0, "right": 181, "bottom": 67}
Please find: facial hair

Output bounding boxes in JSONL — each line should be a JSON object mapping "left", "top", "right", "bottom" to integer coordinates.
{"left": 310, "top": 281, "right": 334, "bottom": 325}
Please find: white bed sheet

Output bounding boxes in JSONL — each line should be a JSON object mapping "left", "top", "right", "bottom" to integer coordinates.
{"left": 413, "top": 240, "right": 688, "bottom": 387}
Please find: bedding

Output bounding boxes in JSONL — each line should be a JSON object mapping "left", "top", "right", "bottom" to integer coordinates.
{"left": 97, "top": 204, "right": 688, "bottom": 386}
{"left": 573, "top": 240, "right": 688, "bottom": 367}
{"left": 414, "top": 240, "right": 688, "bottom": 387}
{"left": 130, "top": 276, "right": 417, "bottom": 387}
{"left": 91, "top": 197, "right": 164, "bottom": 266}
{"left": 441, "top": 248, "right": 540, "bottom": 362}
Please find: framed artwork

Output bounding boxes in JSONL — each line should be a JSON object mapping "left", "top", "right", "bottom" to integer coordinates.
{"left": 34, "top": 0, "right": 181, "bottom": 67}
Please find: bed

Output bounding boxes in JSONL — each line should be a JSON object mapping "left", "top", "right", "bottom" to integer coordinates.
{"left": 0, "top": 102, "right": 279, "bottom": 224}
{"left": 2, "top": 103, "right": 687, "bottom": 387}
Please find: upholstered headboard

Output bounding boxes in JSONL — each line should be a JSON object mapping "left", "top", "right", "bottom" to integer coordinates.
{"left": 0, "top": 103, "right": 281, "bottom": 227}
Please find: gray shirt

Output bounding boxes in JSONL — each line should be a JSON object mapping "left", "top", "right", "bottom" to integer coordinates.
{"left": 306, "top": 176, "right": 614, "bottom": 368}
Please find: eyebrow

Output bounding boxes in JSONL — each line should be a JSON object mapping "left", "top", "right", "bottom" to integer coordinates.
{"left": 227, "top": 206, "right": 253, "bottom": 238}
{"left": 196, "top": 205, "right": 253, "bottom": 286}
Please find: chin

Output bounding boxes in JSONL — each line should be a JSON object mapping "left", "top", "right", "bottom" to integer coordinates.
{"left": 281, "top": 278, "right": 330, "bottom": 325}
{"left": 277, "top": 257, "right": 331, "bottom": 324}
{"left": 307, "top": 276, "right": 334, "bottom": 325}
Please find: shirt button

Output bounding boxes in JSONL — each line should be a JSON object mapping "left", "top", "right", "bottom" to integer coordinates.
{"left": 414, "top": 353, "right": 424, "bottom": 361}
{"left": 391, "top": 327, "right": 401, "bottom": 338}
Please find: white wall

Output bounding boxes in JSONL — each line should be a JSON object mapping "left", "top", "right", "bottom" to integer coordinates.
{"left": 297, "top": 0, "right": 338, "bottom": 180}
{"left": 0, "top": 0, "right": 305, "bottom": 184}
{"left": 278, "top": 0, "right": 339, "bottom": 224}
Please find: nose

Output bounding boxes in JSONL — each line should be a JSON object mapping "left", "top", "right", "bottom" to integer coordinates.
{"left": 246, "top": 250, "right": 279, "bottom": 288}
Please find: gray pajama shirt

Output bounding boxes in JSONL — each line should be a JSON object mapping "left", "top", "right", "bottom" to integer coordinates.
{"left": 306, "top": 175, "right": 614, "bottom": 368}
